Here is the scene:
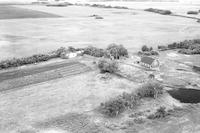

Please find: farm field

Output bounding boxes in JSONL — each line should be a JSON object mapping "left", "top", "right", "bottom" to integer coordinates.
{"left": 0, "top": 2, "right": 200, "bottom": 133}
{"left": 0, "top": 3, "right": 200, "bottom": 60}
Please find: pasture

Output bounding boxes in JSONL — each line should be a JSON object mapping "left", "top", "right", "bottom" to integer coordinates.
{"left": 0, "top": 3, "right": 200, "bottom": 60}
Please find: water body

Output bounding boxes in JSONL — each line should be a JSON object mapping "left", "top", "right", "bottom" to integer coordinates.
{"left": 168, "top": 88, "right": 200, "bottom": 103}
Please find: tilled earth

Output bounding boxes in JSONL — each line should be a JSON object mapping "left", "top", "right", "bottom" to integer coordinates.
{"left": 0, "top": 61, "right": 91, "bottom": 92}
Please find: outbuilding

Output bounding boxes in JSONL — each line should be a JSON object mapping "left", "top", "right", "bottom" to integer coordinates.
{"left": 140, "top": 56, "right": 160, "bottom": 69}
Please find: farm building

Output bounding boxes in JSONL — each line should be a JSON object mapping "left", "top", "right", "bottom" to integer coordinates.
{"left": 140, "top": 56, "right": 160, "bottom": 69}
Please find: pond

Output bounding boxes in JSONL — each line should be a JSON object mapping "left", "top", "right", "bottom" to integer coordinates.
{"left": 168, "top": 88, "right": 200, "bottom": 103}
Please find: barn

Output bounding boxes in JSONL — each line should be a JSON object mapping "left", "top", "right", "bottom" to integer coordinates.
{"left": 140, "top": 56, "right": 160, "bottom": 69}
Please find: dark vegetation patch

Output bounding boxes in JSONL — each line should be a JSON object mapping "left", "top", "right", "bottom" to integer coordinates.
{"left": 0, "top": 47, "right": 67, "bottom": 70}
{"left": 147, "top": 106, "right": 169, "bottom": 119}
{"left": 19, "top": 129, "right": 36, "bottom": 133}
{"left": 105, "top": 44, "right": 128, "bottom": 59}
{"left": 75, "top": 3, "right": 129, "bottom": 10}
{"left": 158, "top": 39, "right": 200, "bottom": 55}
{"left": 98, "top": 59, "right": 118, "bottom": 74}
{"left": 46, "top": 2, "right": 73, "bottom": 7}
{"left": 83, "top": 44, "right": 128, "bottom": 59}
{"left": 100, "top": 92, "right": 140, "bottom": 117}
{"left": 83, "top": 46, "right": 105, "bottom": 57}
{"left": 89, "top": 14, "right": 104, "bottom": 19}
{"left": 0, "top": 5, "right": 60, "bottom": 19}
{"left": 100, "top": 81, "right": 163, "bottom": 117}
{"left": 168, "top": 88, "right": 200, "bottom": 103}
{"left": 144, "top": 8, "right": 172, "bottom": 15}
{"left": 0, "top": 44, "right": 128, "bottom": 70}
{"left": 187, "top": 11, "right": 199, "bottom": 15}
{"left": 136, "top": 81, "right": 163, "bottom": 98}
{"left": 138, "top": 45, "right": 159, "bottom": 56}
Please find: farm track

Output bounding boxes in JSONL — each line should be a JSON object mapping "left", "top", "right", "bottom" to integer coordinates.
{"left": 0, "top": 61, "right": 91, "bottom": 92}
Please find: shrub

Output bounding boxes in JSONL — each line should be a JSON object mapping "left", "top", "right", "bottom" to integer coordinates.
{"left": 55, "top": 47, "right": 67, "bottom": 57}
{"left": 83, "top": 46, "right": 105, "bottom": 57}
{"left": 98, "top": 59, "right": 118, "bottom": 73}
{"left": 100, "top": 96, "right": 126, "bottom": 117}
{"left": 168, "top": 41, "right": 190, "bottom": 49}
{"left": 68, "top": 46, "right": 77, "bottom": 52}
{"left": 187, "top": 11, "right": 198, "bottom": 15}
{"left": 100, "top": 81, "right": 163, "bottom": 117}
{"left": 138, "top": 50, "right": 159, "bottom": 56}
{"left": 141, "top": 45, "right": 150, "bottom": 52}
{"left": 145, "top": 8, "right": 172, "bottom": 15}
{"left": 106, "top": 44, "right": 128, "bottom": 59}
{"left": 0, "top": 47, "right": 70, "bottom": 69}
{"left": 136, "top": 81, "right": 163, "bottom": 98}
{"left": 147, "top": 106, "right": 169, "bottom": 119}
{"left": 95, "top": 16, "right": 103, "bottom": 19}
{"left": 150, "top": 50, "right": 159, "bottom": 55}
{"left": 158, "top": 45, "right": 168, "bottom": 51}
{"left": 100, "top": 92, "right": 139, "bottom": 117}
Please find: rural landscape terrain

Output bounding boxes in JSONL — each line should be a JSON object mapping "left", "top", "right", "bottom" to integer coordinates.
{"left": 0, "top": 1, "right": 200, "bottom": 133}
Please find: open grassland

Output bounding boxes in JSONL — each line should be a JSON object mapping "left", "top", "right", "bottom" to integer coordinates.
{"left": 0, "top": 3, "right": 200, "bottom": 133}
{"left": 0, "top": 4, "right": 200, "bottom": 60}
{"left": 0, "top": 5, "right": 60, "bottom": 19}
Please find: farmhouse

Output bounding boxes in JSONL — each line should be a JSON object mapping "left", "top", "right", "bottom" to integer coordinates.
{"left": 140, "top": 56, "right": 160, "bottom": 69}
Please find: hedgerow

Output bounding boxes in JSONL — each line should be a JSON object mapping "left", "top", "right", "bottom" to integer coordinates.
{"left": 144, "top": 8, "right": 172, "bottom": 15}
{"left": 0, "top": 44, "right": 128, "bottom": 70}
{"left": 100, "top": 81, "right": 163, "bottom": 117}
{"left": 83, "top": 46, "right": 105, "bottom": 57}
{"left": 0, "top": 47, "right": 69, "bottom": 69}
{"left": 157, "top": 39, "right": 200, "bottom": 55}
{"left": 138, "top": 45, "right": 159, "bottom": 56}
{"left": 83, "top": 44, "right": 128, "bottom": 59}
{"left": 187, "top": 11, "right": 199, "bottom": 15}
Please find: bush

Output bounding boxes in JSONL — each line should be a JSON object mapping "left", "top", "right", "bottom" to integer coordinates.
{"left": 187, "top": 11, "right": 198, "bottom": 15}
{"left": 83, "top": 46, "right": 105, "bottom": 57}
{"left": 0, "top": 47, "right": 70, "bottom": 69}
{"left": 100, "top": 92, "right": 139, "bottom": 117}
{"left": 98, "top": 59, "right": 118, "bottom": 73}
{"left": 147, "top": 106, "right": 169, "bottom": 119}
{"left": 168, "top": 41, "right": 190, "bottom": 49}
{"left": 68, "top": 46, "right": 77, "bottom": 52}
{"left": 95, "top": 16, "right": 103, "bottom": 19}
{"left": 106, "top": 44, "right": 128, "bottom": 59}
{"left": 100, "top": 81, "right": 163, "bottom": 117}
{"left": 145, "top": 8, "right": 172, "bottom": 15}
{"left": 55, "top": 47, "right": 67, "bottom": 57}
{"left": 138, "top": 46, "right": 159, "bottom": 56}
{"left": 141, "top": 45, "right": 150, "bottom": 52}
{"left": 136, "top": 81, "right": 163, "bottom": 98}
{"left": 150, "top": 50, "right": 159, "bottom": 55}
{"left": 158, "top": 45, "right": 168, "bottom": 51}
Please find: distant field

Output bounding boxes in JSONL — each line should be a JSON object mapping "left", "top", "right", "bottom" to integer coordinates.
{"left": 0, "top": 5, "right": 60, "bottom": 19}
{"left": 0, "top": 4, "right": 200, "bottom": 60}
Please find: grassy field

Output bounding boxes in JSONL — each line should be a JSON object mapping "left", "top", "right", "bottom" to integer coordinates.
{"left": 0, "top": 5, "right": 60, "bottom": 19}
{"left": 0, "top": 3, "right": 200, "bottom": 60}
{"left": 0, "top": 3, "right": 200, "bottom": 133}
